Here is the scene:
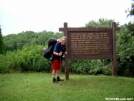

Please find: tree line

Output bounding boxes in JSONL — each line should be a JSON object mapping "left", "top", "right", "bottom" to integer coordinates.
{"left": 0, "top": 18, "right": 134, "bottom": 77}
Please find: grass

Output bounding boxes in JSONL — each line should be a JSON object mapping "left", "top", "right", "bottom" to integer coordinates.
{"left": 0, "top": 73, "right": 134, "bottom": 101}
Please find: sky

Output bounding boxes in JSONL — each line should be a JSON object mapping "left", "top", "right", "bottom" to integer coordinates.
{"left": 0, "top": 0, "right": 134, "bottom": 36}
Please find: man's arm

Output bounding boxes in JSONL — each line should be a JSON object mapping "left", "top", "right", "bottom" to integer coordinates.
{"left": 53, "top": 52, "right": 62, "bottom": 56}
{"left": 53, "top": 44, "right": 62, "bottom": 56}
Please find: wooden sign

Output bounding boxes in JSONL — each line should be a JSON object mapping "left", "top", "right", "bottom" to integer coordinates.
{"left": 59, "top": 22, "right": 120, "bottom": 80}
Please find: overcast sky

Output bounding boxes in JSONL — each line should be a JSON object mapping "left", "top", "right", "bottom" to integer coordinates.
{"left": 0, "top": 0, "right": 133, "bottom": 35}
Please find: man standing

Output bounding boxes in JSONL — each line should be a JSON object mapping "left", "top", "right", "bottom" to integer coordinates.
{"left": 51, "top": 36, "right": 67, "bottom": 83}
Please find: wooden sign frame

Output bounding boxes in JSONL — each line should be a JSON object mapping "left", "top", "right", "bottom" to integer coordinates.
{"left": 59, "top": 22, "right": 120, "bottom": 80}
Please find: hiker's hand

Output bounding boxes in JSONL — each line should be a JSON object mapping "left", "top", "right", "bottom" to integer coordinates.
{"left": 59, "top": 52, "right": 62, "bottom": 56}
{"left": 64, "top": 51, "right": 67, "bottom": 54}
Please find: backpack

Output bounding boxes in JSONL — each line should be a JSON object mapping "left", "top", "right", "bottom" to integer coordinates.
{"left": 42, "top": 38, "right": 57, "bottom": 59}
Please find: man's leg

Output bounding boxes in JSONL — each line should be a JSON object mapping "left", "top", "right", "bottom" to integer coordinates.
{"left": 56, "top": 62, "right": 64, "bottom": 81}
{"left": 52, "top": 69, "right": 57, "bottom": 83}
{"left": 51, "top": 60, "right": 58, "bottom": 83}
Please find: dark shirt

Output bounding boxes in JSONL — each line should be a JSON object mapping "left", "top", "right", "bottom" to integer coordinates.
{"left": 52, "top": 42, "right": 66, "bottom": 61}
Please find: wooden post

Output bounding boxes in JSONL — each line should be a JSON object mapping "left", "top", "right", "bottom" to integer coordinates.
{"left": 111, "top": 22, "right": 117, "bottom": 76}
{"left": 64, "top": 23, "right": 69, "bottom": 80}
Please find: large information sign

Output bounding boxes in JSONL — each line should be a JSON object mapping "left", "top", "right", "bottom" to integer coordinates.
{"left": 68, "top": 32, "right": 112, "bottom": 58}
{"left": 59, "top": 22, "right": 120, "bottom": 80}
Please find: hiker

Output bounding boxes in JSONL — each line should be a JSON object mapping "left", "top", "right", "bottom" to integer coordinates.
{"left": 51, "top": 36, "right": 67, "bottom": 83}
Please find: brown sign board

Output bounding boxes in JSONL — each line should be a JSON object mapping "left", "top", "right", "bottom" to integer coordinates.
{"left": 59, "top": 22, "right": 120, "bottom": 80}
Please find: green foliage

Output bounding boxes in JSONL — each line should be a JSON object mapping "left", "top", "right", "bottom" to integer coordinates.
{"left": 126, "top": 0, "right": 134, "bottom": 17}
{"left": 1, "top": 30, "right": 63, "bottom": 73}
{"left": 3, "top": 30, "right": 63, "bottom": 51}
{"left": 116, "top": 23, "right": 134, "bottom": 76}
{"left": 85, "top": 18, "right": 119, "bottom": 28}
{"left": 69, "top": 60, "right": 112, "bottom": 75}
{"left": 0, "top": 45, "right": 51, "bottom": 73}
{"left": 125, "top": 22, "right": 134, "bottom": 34}
{"left": 1, "top": 18, "right": 134, "bottom": 77}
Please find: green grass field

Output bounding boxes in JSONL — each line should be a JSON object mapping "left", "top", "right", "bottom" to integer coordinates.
{"left": 0, "top": 73, "right": 134, "bottom": 101}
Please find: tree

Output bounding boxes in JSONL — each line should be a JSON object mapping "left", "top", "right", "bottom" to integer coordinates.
{"left": 0, "top": 25, "right": 4, "bottom": 54}
{"left": 125, "top": 22, "right": 134, "bottom": 35}
{"left": 85, "top": 18, "right": 119, "bottom": 28}
{"left": 3, "top": 30, "right": 63, "bottom": 51}
{"left": 126, "top": 0, "right": 134, "bottom": 16}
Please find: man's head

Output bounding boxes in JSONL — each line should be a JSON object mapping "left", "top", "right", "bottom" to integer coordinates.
{"left": 60, "top": 36, "right": 66, "bottom": 45}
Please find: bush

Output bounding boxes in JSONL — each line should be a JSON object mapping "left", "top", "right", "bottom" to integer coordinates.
{"left": 116, "top": 24, "right": 134, "bottom": 77}
{"left": 0, "top": 45, "right": 52, "bottom": 73}
{"left": 69, "top": 60, "right": 112, "bottom": 75}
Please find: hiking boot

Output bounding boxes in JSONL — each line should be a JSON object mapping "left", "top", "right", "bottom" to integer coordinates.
{"left": 57, "top": 76, "right": 64, "bottom": 81}
{"left": 53, "top": 78, "right": 58, "bottom": 83}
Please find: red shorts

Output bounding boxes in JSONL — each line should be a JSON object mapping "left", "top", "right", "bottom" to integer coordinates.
{"left": 51, "top": 60, "right": 62, "bottom": 70}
